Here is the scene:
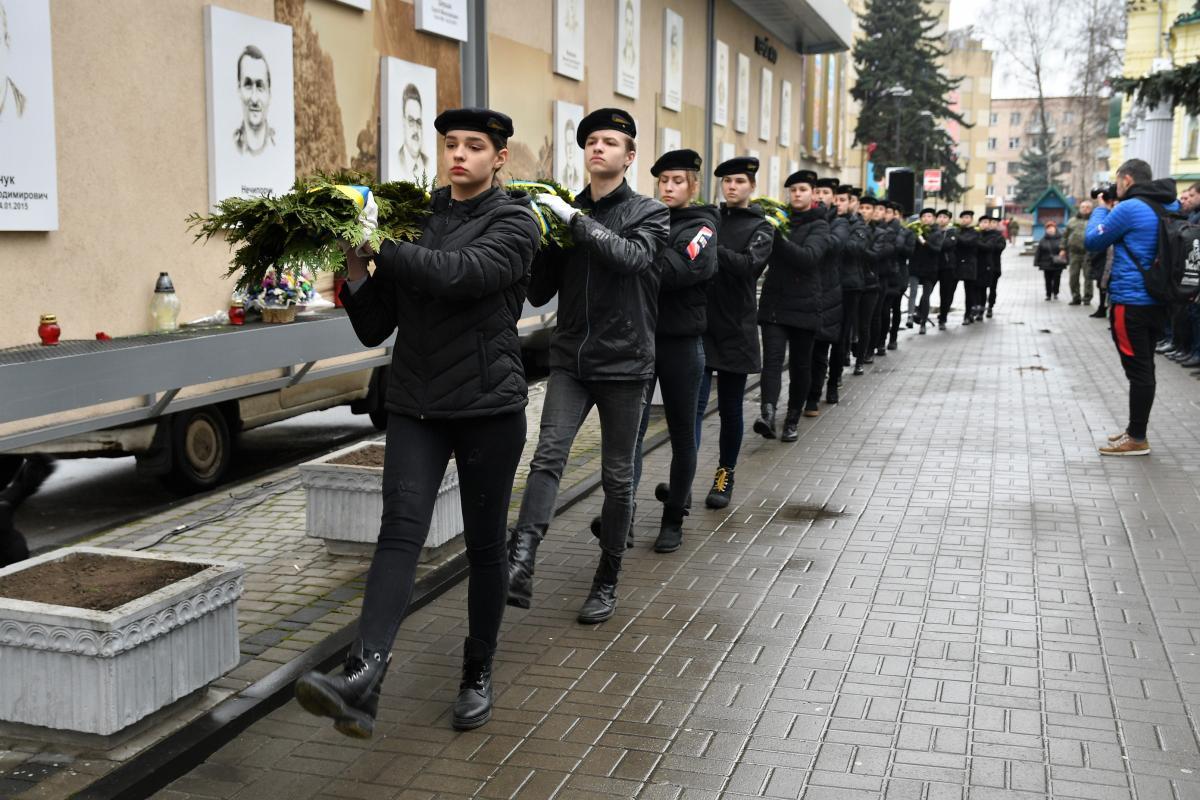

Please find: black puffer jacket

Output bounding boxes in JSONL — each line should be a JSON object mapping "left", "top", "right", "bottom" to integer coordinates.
{"left": 839, "top": 212, "right": 869, "bottom": 290}
{"left": 939, "top": 225, "right": 958, "bottom": 275}
{"left": 979, "top": 228, "right": 1007, "bottom": 277}
{"left": 656, "top": 205, "right": 720, "bottom": 337}
{"left": 859, "top": 216, "right": 880, "bottom": 291}
{"left": 953, "top": 225, "right": 980, "bottom": 281}
{"left": 1035, "top": 231, "right": 1065, "bottom": 270}
{"left": 816, "top": 213, "right": 846, "bottom": 342}
{"left": 896, "top": 224, "right": 916, "bottom": 287}
{"left": 871, "top": 220, "right": 901, "bottom": 295}
{"left": 340, "top": 186, "right": 540, "bottom": 418}
{"left": 910, "top": 226, "right": 944, "bottom": 281}
{"left": 704, "top": 204, "right": 774, "bottom": 373}
{"left": 528, "top": 180, "right": 671, "bottom": 380}
{"left": 758, "top": 205, "right": 831, "bottom": 331}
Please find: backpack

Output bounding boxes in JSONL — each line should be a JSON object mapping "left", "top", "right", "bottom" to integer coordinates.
{"left": 1118, "top": 198, "right": 1200, "bottom": 303}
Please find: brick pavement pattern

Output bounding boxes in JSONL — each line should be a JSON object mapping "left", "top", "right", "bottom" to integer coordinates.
{"left": 158, "top": 257, "right": 1200, "bottom": 798}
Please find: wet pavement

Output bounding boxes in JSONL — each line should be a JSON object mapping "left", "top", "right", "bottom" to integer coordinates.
{"left": 14, "top": 252, "right": 1200, "bottom": 799}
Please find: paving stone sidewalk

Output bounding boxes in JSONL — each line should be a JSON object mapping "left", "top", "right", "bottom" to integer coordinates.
{"left": 142, "top": 254, "right": 1200, "bottom": 799}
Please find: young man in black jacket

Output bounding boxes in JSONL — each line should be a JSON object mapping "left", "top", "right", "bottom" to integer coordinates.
{"left": 853, "top": 196, "right": 881, "bottom": 374}
{"left": 978, "top": 216, "right": 1007, "bottom": 318}
{"left": 507, "top": 108, "right": 670, "bottom": 623}
{"left": 909, "top": 208, "right": 943, "bottom": 335}
{"left": 804, "top": 177, "right": 846, "bottom": 418}
{"left": 953, "top": 210, "right": 980, "bottom": 325}
{"left": 697, "top": 156, "right": 774, "bottom": 509}
{"left": 935, "top": 209, "right": 958, "bottom": 330}
{"left": 869, "top": 201, "right": 901, "bottom": 356}
{"left": 755, "top": 169, "right": 830, "bottom": 442}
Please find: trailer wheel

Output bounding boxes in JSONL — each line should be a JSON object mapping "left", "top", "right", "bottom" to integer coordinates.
{"left": 161, "top": 408, "right": 232, "bottom": 494}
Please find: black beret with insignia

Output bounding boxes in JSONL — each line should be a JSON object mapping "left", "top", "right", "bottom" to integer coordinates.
{"left": 714, "top": 156, "right": 759, "bottom": 178}
{"left": 835, "top": 184, "right": 855, "bottom": 195}
{"left": 849, "top": 187, "right": 862, "bottom": 198}
{"left": 859, "top": 195, "right": 878, "bottom": 207}
{"left": 937, "top": 208, "right": 952, "bottom": 216}
{"left": 920, "top": 207, "right": 937, "bottom": 215}
{"left": 816, "top": 177, "right": 840, "bottom": 190}
{"left": 433, "top": 107, "right": 514, "bottom": 141}
{"left": 958, "top": 209, "right": 975, "bottom": 218}
{"left": 650, "top": 148, "right": 703, "bottom": 177}
{"left": 785, "top": 169, "right": 818, "bottom": 188}
{"left": 577, "top": 107, "right": 637, "bottom": 147}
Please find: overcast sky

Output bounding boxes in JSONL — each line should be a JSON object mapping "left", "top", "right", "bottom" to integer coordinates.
{"left": 948, "top": 0, "right": 1076, "bottom": 99}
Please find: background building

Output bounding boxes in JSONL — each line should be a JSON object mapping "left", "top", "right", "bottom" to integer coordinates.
{"left": 943, "top": 28, "right": 993, "bottom": 214}
{"left": 984, "top": 96, "right": 1109, "bottom": 207}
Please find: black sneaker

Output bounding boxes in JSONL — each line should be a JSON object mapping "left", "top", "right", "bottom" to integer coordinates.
{"left": 986, "top": 307, "right": 993, "bottom": 318}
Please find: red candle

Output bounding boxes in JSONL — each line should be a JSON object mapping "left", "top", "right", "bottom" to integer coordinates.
{"left": 229, "top": 301, "right": 246, "bottom": 326}
{"left": 38, "top": 314, "right": 61, "bottom": 346}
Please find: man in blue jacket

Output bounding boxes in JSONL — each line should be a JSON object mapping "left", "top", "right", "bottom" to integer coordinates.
{"left": 1085, "top": 158, "right": 1177, "bottom": 456}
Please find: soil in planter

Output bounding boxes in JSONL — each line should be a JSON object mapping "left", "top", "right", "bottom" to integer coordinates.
{"left": 0, "top": 553, "right": 207, "bottom": 611}
{"left": 329, "top": 444, "right": 387, "bottom": 468}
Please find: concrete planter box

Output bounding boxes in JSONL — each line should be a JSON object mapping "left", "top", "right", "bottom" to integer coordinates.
{"left": 299, "top": 441, "right": 464, "bottom": 559}
{"left": 0, "top": 546, "right": 244, "bottom": 736}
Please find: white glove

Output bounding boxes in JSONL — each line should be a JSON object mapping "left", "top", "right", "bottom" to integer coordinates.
{"left": 356, "top": 190, "right": 379, "bottom": 257}
{"left": 537, "top": 193, "right": 579, "bottom": 223}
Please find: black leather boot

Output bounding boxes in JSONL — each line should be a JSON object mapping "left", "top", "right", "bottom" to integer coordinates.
{"left": 505, "top": 529, "right": 540, "bottom": 609}
{"left": 590, "top": 501, "right": 636, "bottom": 549}
{"left": 453, "top": 636, "right": 494, "bottom": 730}
{"left": 296, "top": 643, "right": 391, "bottom": 739}
{"left": 578, "top": 550, "right": 621, "bottom": 624}
{"left": 654, "top": 508, "right": 684, "bottom": 553}
{"left": 780, "top": 414, "right": 800, "bottom": 443}
{"left": 704, "top": 466, "right": 734, "bottom": 509}
{"left": 826, "top": 384, "right": 839, "bottom": 404}
{"left": 753, "top": 403, "right": 777, "bottom": 439}
{"left": 887, "top": 333, "right": 897, "bottom": 350}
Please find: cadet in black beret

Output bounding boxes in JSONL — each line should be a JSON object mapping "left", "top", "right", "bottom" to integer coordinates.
{"left": 785, "top": 169, "right": 819, "bottom": 188}
{"left": 714, "top": 156, "right": 759, "bottom": 178}
{"left": 836, "top": 185, "right": 855, "bottom": 196}
{"left": 816, "top": 177, "right": 840, "bottom": 191}
{"left": 920, "top": 207, "right": 936, "bottom": 216}
{"left": 650, "top": 148, "right": 703, "bottom": 176}
{"left": 937, "top": 209, "right": 952, "bottom": 217}
{"left": 433, "top": 107, "right": 514, "bottom": 146}
{"left": 959, "top": 209, "right": 975, "bottom": 219}
{"left": 849, "top": 187, "right": 862, "bottom": 198}
{"left": 859, "top": 195, "right": 877, "bottom": 207}
{"left": 576, "top": 107, "right": 637, "bottom": 147}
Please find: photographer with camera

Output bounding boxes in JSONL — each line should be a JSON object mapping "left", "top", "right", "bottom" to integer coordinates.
{"left": 1085, "top": 160, "right": 1179, "bottom": 456}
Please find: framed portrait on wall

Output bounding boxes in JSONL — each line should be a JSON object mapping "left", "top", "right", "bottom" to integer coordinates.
{"left": 553, "top": 0, "right": 584, "bottom": 81}
{"left": 661, "top": 9, "right": 683, "bottom": 112}
{"left": 659, "top": 127, "right": 681, "bottom": 155}
{"left": 779, "top": 79, "right": 792, "bottom": 148}
{"left": 204, "top": 5, "right": 295, "bottom": 210}
{"left": 0, "top": 0, "right": 58, "bottom": 230}
{"left": 712, "top": 40, "right": 729, "bottom": 127}
{"left": 553, "top": 100, "right": 584, "bottom": 195}
{"left": 759, "top": 67, "right": 772, "bottom": 143}
{"left": 734, "top": 53, "right": 749, "bottom": 134}
{"left": 614, "top": 0, "right": 640, "bottom": 100}
{"left": 381, "top": 56, "right": 437, "bottom": 185}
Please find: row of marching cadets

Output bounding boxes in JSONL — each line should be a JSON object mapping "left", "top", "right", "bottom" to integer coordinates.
{"left": 291, "top": 102, "right": 1006, "bottom": 742}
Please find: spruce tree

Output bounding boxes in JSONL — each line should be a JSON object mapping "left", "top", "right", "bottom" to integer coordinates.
{"left": 851, "top": 0, "right": 967, "bottom": 200}
{"left": 1012, "top": 140, "right": 1068, "bottom": 205}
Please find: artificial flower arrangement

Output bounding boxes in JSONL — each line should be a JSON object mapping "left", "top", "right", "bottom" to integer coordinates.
{"left": 751, "top": 197, "right": 792, "bottom": 234}
{"left": 188, "top": 175, "right": 578, "bottom": 294}
{"left": 905, "top": 220, "right": 934, "bottom": 238}
{"left": 244, "top": 267, "right": 317, "bottom": 310}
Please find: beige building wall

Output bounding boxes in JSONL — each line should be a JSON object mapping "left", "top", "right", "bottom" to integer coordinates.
{"left": 943, "top": 29, "right": 993, "bottom": 215}
{"left": 0, "top": 0, "right": 463, "bottom": 351}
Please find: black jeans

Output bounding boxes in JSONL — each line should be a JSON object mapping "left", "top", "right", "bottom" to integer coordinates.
{"left": 514, "top": 370, "right": 649, "bottom": 555}
{"left": 808, "top": 339, "right": 843, "bottom": 406}
{"left": 856, "top": 290, "right": 879, "bottom": 362}
{"left": 988, "top": 273, "right": 1000, "bottom": 309}
{"left": 1111, "top": 304, "right": 1166, "bottom": 440}
{"left": 840, "top": 290, "right": 863, "bottom": 357}
{"left": 1043, "top": 269, "right": 1063, "bottom": 296}
{"left": 876, "top": 293, "right": 900, "bottom": 347}
{"left": 761, "top": 323, "right": 816, "bottom": 418}
{"left": 937, "top": 275, "right": 958, "bottom": 324}
{"left": 916, "top": 279, "right": 937, "bottom": 323}
{"left": 965, "top": 279, "right": 985, "bottom": 316}
{"left": 696, "top": 370, "right": 749, "bottom": 469}
{"left": 359, "top": 411, "right": 526, "bottom": 654}
{"left": 633, "top": 336, "right": 705, "bottom": 515}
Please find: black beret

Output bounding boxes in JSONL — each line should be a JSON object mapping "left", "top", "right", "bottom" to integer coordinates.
{"left": 785, "top": 169, "right": 818, "bottom": 188}
{"left": 919, "top": 207, "right": 936, "bottom": 215}
{"left": 433, "top": 107, "right": 514, "bottom": 140}
{"left": 937, "top": 208, "right": 952, "bottom": 216}
{"left": 576, "top": 107, "right": 637, "bottom": 147}
{"left": 835, "top": 184, "right": 854, "bottom": 195}
{"left": 859, "top": 195, "right": 877, "bottom": 207}
{"left": 849, "top": 187, "right": 862, "bottom": 197}
{"left": 714, "top": 156, "right": 759, "bottom": 177}
{"left": 959, "top": 209, "right": 975, "bottom": 217}
{"left": 884, "top": 200, "right": 899, "bottom": 211}
{"left": 816, "top": 177, "right": 840, "bottom": 190}
{"left": 650, "top": 148, "right": 703, "bottom": 177}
